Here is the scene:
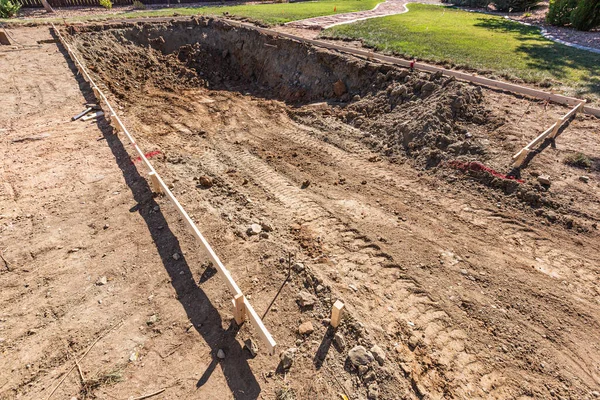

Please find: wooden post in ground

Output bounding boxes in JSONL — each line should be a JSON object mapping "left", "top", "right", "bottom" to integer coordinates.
{"left": 330, "top": 300, "right": 345, "bottom": 328}
{"left": 148, "top": 171, "right": 162, "bottom": 194}
{"left": 110, "top": 114, "right": 120, "bottom": 133}
{"left": 232, "top": 293, "right": 246, "bottom": 325}
{"left": 92, "top": 86, "right": 101, "bottom": 102}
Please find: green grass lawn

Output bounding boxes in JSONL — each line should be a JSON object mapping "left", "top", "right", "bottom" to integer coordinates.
{"left": 321, "top": 4, "right": 600, "bottom": 99}
{"left": 1, "top": 0, "right": 380, "bottom": 25}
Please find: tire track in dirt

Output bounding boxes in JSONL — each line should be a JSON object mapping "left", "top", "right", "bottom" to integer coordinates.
{"left": 193, "top": 124, "right": 505, "bottom": 398}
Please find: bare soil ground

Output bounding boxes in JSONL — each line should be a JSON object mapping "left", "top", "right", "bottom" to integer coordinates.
{"left": 1, "top": 19, "right": 599, "bottom": 400}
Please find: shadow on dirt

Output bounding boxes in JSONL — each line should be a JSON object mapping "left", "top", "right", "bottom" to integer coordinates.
{"left": 53, "top": 28, "right": 261, "bottom": 400}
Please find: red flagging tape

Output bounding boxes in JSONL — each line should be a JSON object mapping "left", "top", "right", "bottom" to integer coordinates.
{"left": 445, "top": 160, "right": 524, "bottom": 183}
{"left": 132, "top": 150, "right": 162, "bottom": 164}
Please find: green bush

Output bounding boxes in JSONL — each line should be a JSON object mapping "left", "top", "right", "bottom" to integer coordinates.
{"left": 442, "top": 0, "right": 492, "bottom": 8}
{"left": 132, "top": 0, "right": 145, "bottom": 9}
{"left": 0, "top": 0, "right": 21, "bottom": 18}
{"left": 570, "top": 0, "right": 600, "bottom": 30}
{"left": 493, "top": 0, "right": 542, "bottom": 12}
{"left": 99, "top": 0, "right": 112, "bottom": 9}
{"left": 547, "top": 0, "right": 577, "bottom": 25}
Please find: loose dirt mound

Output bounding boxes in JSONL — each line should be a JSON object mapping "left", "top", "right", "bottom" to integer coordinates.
{"left": 335, "top": 72, "right": 490, "bottom": 168}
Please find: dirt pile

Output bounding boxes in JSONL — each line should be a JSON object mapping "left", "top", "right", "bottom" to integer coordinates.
{"left": 335, "top": 71, "right": 490, "bottom": 168}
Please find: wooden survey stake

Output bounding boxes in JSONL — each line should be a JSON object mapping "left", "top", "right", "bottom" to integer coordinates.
{"left": 331, "top": 300, "right": 345, "bottom": 328}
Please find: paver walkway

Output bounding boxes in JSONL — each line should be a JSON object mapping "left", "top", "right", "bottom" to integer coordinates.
{"left": 286, "top": 0, "right": 440, "bottom": 30}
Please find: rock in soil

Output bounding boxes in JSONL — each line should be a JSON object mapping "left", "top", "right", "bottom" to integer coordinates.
{"left": 217, "top": 349, "right": 225, "bottom": 359}
{"left": 197, "top": 175, "right": 213, "bottom": 188}
{"left": 244, "top": 339, "right": 258, "bottom": 357}
{"left": 297, "top": 290, "right": 317, "bottom": 307}
{"left": 247, "top": 223, "right": 262, "bottom": 236}
{"left": 334, "top": 332, "right": 346, "bottom": 350}
{"left": 348, "top": 345, "right": 374, "bottom": 367}
{"left": 280, "top": 348, "right": 297, "bottom": 370}
{"left": 96, "top": 276, "right": 107, "bottom": 286}
{"left": 537, "top": 175, "right": 551, "bottom": 186}
{"left": 333, "top": 79, "right": 347, "bottom": 97}
{"left": 298, "top": 321, "right": 314, "bottom": 335}
{"left": 370, "top": 345, "right": 386, "bottom": 365}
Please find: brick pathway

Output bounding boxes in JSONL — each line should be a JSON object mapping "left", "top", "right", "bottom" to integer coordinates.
{"left": 286, "top": 0, "right": 441, "bottom": 30}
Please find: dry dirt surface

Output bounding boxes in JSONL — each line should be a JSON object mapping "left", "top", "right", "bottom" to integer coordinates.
{"left": 1, "top": 18, "right": 600, "bottom": 400}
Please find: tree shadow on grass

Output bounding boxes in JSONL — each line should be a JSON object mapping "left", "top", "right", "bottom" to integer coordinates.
{"left": 52, "top": 28, "right": 261, "bottom": 400}
{"left": 474, "top": 16, "right": 600, "bottom": 95}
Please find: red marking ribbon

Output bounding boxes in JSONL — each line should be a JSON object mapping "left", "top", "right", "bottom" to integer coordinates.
{"left": 445, "top": 160, "right": 524, "bottom": 183}
{"left": 132, "top": 150, "right": 162, "bottom": 164}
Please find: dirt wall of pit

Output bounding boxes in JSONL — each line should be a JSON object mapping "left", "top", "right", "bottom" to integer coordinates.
{"left": 67, "top": 18, "right": 402, "bottom": 103}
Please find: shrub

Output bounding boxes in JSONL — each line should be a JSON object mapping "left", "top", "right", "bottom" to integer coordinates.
{"left": 99, "top": 0, "right": 112, "bottom": 9}
{"left": 494, "top": 0, "right": 542, "bottom": 12}
{"left": 132, "top": 0, "right": 145, "bottom": 9}
{"left": 570, "top": 0, "right": 600, "bottom": 30}
{"left": 547, "top": 0, "right": 577, "bottom": 25}
{"left": 442, "top": 0, "right": 492, "bottom": 7}
{"left": 0, "top": 0, "right": 21, "bottom": 18}
{"left": 564, "top": 152, "right": 592, "bottom": 169}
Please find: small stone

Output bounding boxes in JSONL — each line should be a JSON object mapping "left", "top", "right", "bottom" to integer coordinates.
{"left": 334, "top": 332, "right": 346, "bottom": 350}
{"left": 579, "top": 175, "right": 590, "bottom": 183}
{"left": 259, "top": 232, "right": 269, "bottom": 239}
{"left": 280, "top": 348, "right": 297, "bottom": 370}
{"left": 244, "top": 339, "right": 258, "bottom": 357}
{"left": 358, "top": 365, "right": 369, "bottom": 375}
{"left": 146, "top": 314, "right": 158, "bottom": 326}
{"left": 298, "top": 321, "right": 314, "bottom": 335}
{"left": 333, "top": 80, "right": 347, "bottom": 97}
{"left": 297, "top": 290, "right": 317, "bottom": 308}
{"left": 197, "top": 176, "right": 213, "bottom": 188}
{"left": 217, "top": 349, "right": 225, "bottom": 359}
{"left": 247, "top": 224, "right": 262, "bottom": 236}
{"left": 367, "top": 383, "right": 379, "bottom": 399}
{"left": 408, "top": 335, "right": 420, "bottom": 350}
{"left": 96, "top": 276, "right": 107, "bottom": 286}
{"left": 316, "top": 284, "right": 324, "bottom": 292}
{"left": 348, "top": 345, "right": 374, "bottom": 367}
{"left": 129, "top": 351, "right": 139, "bottom": 362}
{"left": 537, "top": 175, "right": 551, "bottom": 186}
{"left": 103, "top": 224, "right": 109, "bottom": 230}
{"left": 301, "top": 180, "right": 310, "bottom": 189}
{"left": 363, "top": 370, "right": 376, "bottom": 383}
{"left": 293, "top": 263, "right": 305, "bottom": 272}
{"left": 260, "top": 222, "right": 274, "bottom": 232}
{"left": 172, "top": 252, "right": 181, "bottom": 261}
{"left": 370, "top": 345, "right": 386, "bottom": 365}
{"left": 591, "top": 391, "right": 599, "bottom": 398}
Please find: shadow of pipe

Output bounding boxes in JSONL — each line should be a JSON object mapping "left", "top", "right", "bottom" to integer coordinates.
{"left": 51, "top": 27, "right": 261, "bottom": 400}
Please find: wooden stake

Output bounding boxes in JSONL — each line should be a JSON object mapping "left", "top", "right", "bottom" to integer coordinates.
{"left": 330, "top": 300, "right": 345, "bottom": 328}
{"left": 92, "top": 86, "right": 101, "bottom": 102}
{"left": 232, "top": 293, "right": 246, "bottom": 325}
{"left": 148, "top": 171, "right": 161, "bottom": 194}
{"left": 110, "top": 114, "right": 120, "bottom": 133}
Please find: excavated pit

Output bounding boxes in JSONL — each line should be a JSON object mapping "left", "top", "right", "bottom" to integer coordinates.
{"left": 64, "top": 18, "right": 599, "bottom": 230}
{"left": 67, "top": 18, "right": 491, "bottom": 170}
